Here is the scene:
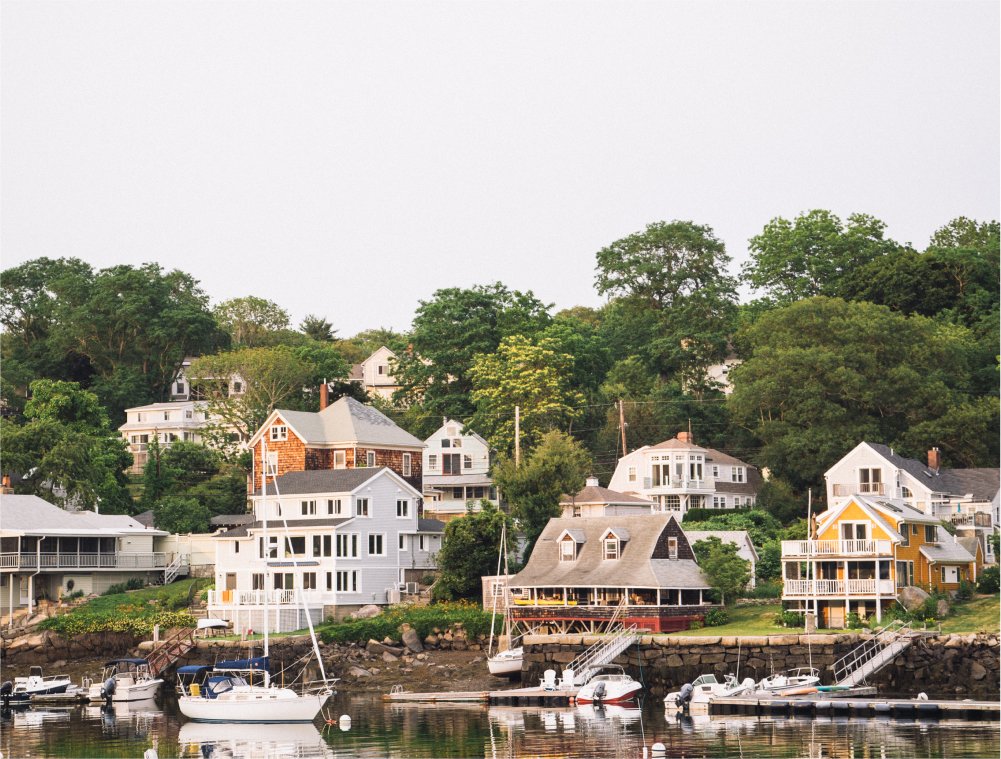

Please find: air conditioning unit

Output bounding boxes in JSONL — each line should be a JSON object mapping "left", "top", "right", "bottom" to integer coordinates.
{"left": 406, "top": 582, "right": 419, "bottom": 595}
{"left": 388, "top": 588, "right": 401, "bottom": 604}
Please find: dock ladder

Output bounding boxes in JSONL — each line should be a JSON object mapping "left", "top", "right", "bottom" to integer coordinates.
{"left": 833, "top": 619, "right": 916, "bottom": 686}
{"left": 566, "top": 624, "right": 640, "bottom": 686}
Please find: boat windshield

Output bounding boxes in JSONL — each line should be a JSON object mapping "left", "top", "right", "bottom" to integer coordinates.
{"left": 692, "top": 674, "right": 719, "bottom": 686}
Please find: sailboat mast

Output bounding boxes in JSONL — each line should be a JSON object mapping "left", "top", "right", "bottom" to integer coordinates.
{"left": 262, "top": 440, "right": 270, "bottom": 661}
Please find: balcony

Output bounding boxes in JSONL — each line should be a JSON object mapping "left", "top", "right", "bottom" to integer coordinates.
{"left": 832, "top": 483, "right": 886, "bottom": 497}
{"left": 951, "top": 513, "right": 994, "bottom": 528}
{"left": 206, "top": 589, "right": 326, "bottom": 607}
{"left": 781, "top": 539, "right": 892, "bottom": 558}
{"left": 644, "top": 477, "right": 714, "bottom": 491}
{"left": 0, "top": 552, "right": 171, "bottom": 571}
{"left": 783, "top": 578, "right": 896, "bottom": 597}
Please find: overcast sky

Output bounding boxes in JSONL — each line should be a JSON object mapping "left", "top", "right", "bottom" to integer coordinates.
{"left": 3, "top": 1, "right": 998, "bottom": 335}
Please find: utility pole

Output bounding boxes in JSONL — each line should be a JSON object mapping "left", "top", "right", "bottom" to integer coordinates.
{"left": 618, "top": 399, "right": 628, "bottom": 455}
{"left": 514, "top": 405, "right": 521, "bottom": 469}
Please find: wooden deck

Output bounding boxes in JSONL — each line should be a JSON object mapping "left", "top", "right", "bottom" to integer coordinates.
{"left": 384, "top": 686, "right": 579, "bottom": 706}
{"left": 709, "top": 694, "right": 1000, "bottom": 720}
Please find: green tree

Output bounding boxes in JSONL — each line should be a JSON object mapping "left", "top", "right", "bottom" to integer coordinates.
{"left": 756, "top": 477, "right": 802, "bottom": 525}
{"left": 728, "top": 297, "right": 992, "bottom": 490}
{"left": 154, "top": 496, "right": 211, "bottom": 534}
{"left": 692, "top": 537, "right": 751, "bottom": 605}
{"left": 299, "top": 314, "right": 337, "bottom": 342}
{"left": 1, "top": 380, "right": 133, "bottom": 512}
{"left": 214, "top": 296, "right": 290, "bottom": 347}
{"left": 468, "top": 334, "right": 585, "bottom": 453}
{"left": 492, "top": 431, "right": 591, "bottom": 555}
{"left": 432, "top": 502, "right": 513, "bottom": 602}
{"left": 188, "top": 346, "right": 315, "bottom": 446}
{"left": 392, "top": 284, "right": 551, "bottom": 430}
{"left": 595, "top": 221, "right": 738, "bottom": 380}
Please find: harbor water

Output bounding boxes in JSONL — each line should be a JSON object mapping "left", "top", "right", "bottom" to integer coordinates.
{"left": 2, "top": 693, "right": 999, "bottom": 758}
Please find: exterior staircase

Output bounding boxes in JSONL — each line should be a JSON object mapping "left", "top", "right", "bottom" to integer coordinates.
{"left": 566, "top": 624, "right": 640, "bottom": 686}
{"left": 146, "top": 626, "right": 197, "bottom": 677}
{"left": 833, "top": 619, "right": 916, "bottom": 686}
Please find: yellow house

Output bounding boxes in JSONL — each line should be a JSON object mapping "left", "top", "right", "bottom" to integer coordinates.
{"left": 781, "top": 495, "right": 977, "bottom": 628}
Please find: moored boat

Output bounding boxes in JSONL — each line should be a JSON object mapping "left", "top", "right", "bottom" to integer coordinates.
{"left": 87, "top": 659, "right": 163, "bottom": 702}
{"left": 574, "top": 665, "right": 642, "bottom": 705}
{"left": 13, "top": 666, "right": 73, "bottom": 698}
{"left": 665, "top": 673, "right": 757, "bottom": 709}
{"left": 757, "top": 667, "right": 820, "bottom": 692}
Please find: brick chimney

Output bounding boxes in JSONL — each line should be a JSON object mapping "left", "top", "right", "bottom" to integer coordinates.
{"left": 319, "top": 382, "right": 329, "bottom": 411}
{"left": 676, "top": 431, "right": 692, "bottom": 444}
{"left": 928, "top": 446, "right": 941, "bottom": 472}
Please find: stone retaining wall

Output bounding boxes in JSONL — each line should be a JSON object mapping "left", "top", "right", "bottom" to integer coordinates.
{"left": 1, "top": 630, "right": 143, "bottom": 667}
{"left": 523, "top": 632, "right": 1000, "bottom": 700}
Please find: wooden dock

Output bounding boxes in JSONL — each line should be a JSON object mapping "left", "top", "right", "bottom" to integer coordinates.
{"left": 710, "top": 694, "right": 1000, "bottom": 721}
{"left": 384, "top": 686, "right": 578, "bottom": 706}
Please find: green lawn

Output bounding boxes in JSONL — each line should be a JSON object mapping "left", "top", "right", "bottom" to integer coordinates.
{"left": 938, "top": 594, "right": 1000, "bottom": 634}
{"left": 667, "top": 595, "right": 1000, "bottom": 637}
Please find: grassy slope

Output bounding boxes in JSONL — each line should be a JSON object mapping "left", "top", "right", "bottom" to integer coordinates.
{"left": 938, "top": 594, "right": 1000, "bottom": 634}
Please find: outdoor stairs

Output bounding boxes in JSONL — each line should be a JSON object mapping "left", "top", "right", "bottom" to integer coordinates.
{"left": 566, "top": 624, "right": 640, "bottom": 686}
{"left": 146, "top": 626, "right": 197, "bottom": 677}
{"left": 833, "top": 619, "right": 917, "bottom": 687}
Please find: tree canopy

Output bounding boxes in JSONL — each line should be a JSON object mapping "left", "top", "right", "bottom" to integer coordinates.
{"left": 213, "top": 296, "right": 291, "bottom": 347}
{"left": 431, "top": 502, "right": 513, "bottom": 602}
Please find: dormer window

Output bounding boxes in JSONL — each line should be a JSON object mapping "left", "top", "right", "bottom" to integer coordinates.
{"left": 668, "top": 537, "right": 678, "bottom": 559}
{"left": 559, "top": 538, "right": 577, "bottom": 562}
{"left": 603, "top": 537, "right": 620, "bottom": 560}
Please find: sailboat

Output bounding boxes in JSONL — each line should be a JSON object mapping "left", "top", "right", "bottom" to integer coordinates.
{"left": 176, "top": 441, "right": 334, "bottom": 723}
{"left": 487, "top": 522, "right": 523, "bottom": 678}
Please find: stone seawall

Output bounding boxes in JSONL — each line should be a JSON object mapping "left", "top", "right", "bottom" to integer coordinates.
{"left": 523, "top": 632, "right": 1000, "bottom": 701}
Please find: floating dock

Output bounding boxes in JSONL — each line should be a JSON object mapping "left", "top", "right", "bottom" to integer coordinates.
{"left": 384, "top": 686, "right": 578, "bottom": 706}
{"left": 710, "top": 694, "right": 1000, "bottom": 721}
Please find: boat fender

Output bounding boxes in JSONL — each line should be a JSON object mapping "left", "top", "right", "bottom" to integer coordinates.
{"left": 917, "top": 692, "right": 928, "bottom": 701}
{"left": 676, "top": 683, "right": 694, "bottom": 707}
{"left": 339, "top": 715, "right": 352, "bottom": 732}
{"left": 651, "top": 743, "right": 666, "bottom": 757}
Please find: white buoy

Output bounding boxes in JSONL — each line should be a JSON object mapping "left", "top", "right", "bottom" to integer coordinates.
{"left": 651, "top": 742, "right": 667, "bottom": 757}
{"left": 917, "top": 692, "right": 928, "bottom": 701}
{"left": 339, "top": 714, "right": 352, "bottom": 731}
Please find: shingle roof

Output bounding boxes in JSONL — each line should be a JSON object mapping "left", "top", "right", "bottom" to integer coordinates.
{"left": 217, "top": 517, "right": 353, "bottom": 538}
{"left": 957, "top": 536, "right": 981, "bottom": 558}
{"left": 417, "top": 518, "right": 445, "bottom": 533}
{"left": 251, "top": 468, "right": 386, "bottom": 496}
{"left": 511, "top": 514, "right": 710, "bottom": 590}
{"left": 0, "top": 495, "right": 167, "bottom": 536}
{"left": 210, "top": 514, "right": 254, "bottom": 527}
{"left": 268, "top": 397, "right": 424, "bottom": 448}
{"left": 920, "top": 539, "right": 976, "bottom": 564}
{"left": 684, "top": 530, "right": 758, "bottom": 560}
{"left": 866, "top": 444, "right": 999, "bottom": 500}
{"left": 559, "top": 486, "right": 654, "bottom": 507}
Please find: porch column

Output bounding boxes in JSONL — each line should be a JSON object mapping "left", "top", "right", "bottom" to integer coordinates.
{"left": 874, "top": 559, "right": 881, "bottom": 622}
{"left": 843, "top": 559, "right": 849, "bottom": 622}
{"left": 562, "top": 587, "right": 567, "bottom": 605}
{"left": 656, "top": 588, "right": 661, "bottom": 606}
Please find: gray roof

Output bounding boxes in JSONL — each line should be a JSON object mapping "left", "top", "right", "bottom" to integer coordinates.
{"left": 560, "top": 485, "right": 654, "bottom": 507}
{"left": 957, "top": 536, "right": 981, "bottom": 558}
{"left": 511, "top": 514, "right": 710, "bottom": 590}
{"left": 252, "top": 468, "right": 393, "bottom": 496}
{"left": 920, "top": 539, "right": 976, "bottom": 564}
{"left": 269, "top": 397, "right": 424, "bottom": 449}
{"left": 0, "top": 495, "right": 167, "bottom": 536}
{"left": 685, "top": 530, "right": 759, "bottom": 561}
{"left": 218, "top": 517, "right": 353, "bottom": 538}
{"left": 867, "top": 444, "right": 1000, "bottom": 500}
{"left": 133, "top": 510, "right": 156, "bottom": 528}
{"left": 210, "top": 513, "right": 254, "bottom": 527}
{"left": 417, "top": 518, "right": 446, "bottom": 533}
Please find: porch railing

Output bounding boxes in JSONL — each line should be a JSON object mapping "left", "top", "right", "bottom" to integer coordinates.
{"left": 207, "top": 589, "right": 326, "bottom": 607}
{"left": 0, "top": 552, "right": 170, "bottom": 570}
{"left": 783, "top": 578, "right": 896, "bottom": 596}
{"left": 781, "top": 539, "right": 892, "bottom": 557}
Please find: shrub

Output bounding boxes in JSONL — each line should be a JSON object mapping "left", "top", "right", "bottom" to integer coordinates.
{"left": 745, "top": 581, "right": 782, "bottom": 599}
{"left": 318, "top": 602, "right": 493, "bottom": 644}
{"left": 774, "top": 610, "right": 803, "bottom": 628}
{"left": 955, "top": 579, "right": 975, "bottom": 602}
{"left": 704, "top": 608, "right": 729, "bottom": 627}
{"left": 688, "top": 620, "right": 704, "bottom": 630}
{"left": 977, "top": 566, "right": 999, "bottom": 594}
{"left": 846, "top": 611, "right": 862, "bottom": 629}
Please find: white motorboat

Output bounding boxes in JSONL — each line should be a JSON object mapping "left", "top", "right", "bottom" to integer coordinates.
{"left": 13, "top": 666, "right": 73, "bottom": 697}
{"left": 87, "top": 659, "right": 163, "bottom": 702}
{"left": 757, "top": 667, "right": 820, "bottom": 692}
{"left": 487, "top": 646, "right": 524, "bottom": 677}
{"left": 665, "top": 673, "right": 757, "bottom": 709}
{"left": 574, "top": 665, "right": 642, "bottom": 705}
{"left": 176, "top": 440, "right": 334, "bottom": 723}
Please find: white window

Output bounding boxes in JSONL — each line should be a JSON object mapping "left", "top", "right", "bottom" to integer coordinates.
{"left": 419, "top": 535, "right": 427, "bottom": 551}
{"left": 603, "top": 538, "right": 620, "bottom": 560}
{"left": 668, "top": 537, "right": 679, "bottom": 559}
{"left": 403, "top": 453, "right": 412, "bottom": 477}
{"left": 628, "top": 466, "right": 636, "bottom": 482}
{"left": 397, "top": 499, "right": 410, "bottom": 518}
{"left": 270, "top": 425, "right": 288, "bottom": 442}
{"left": 185, "top": 409, "right": 193, "bottom": 419}
{"left": 441, "top": 439, "right": 451, "bottom": 449}
{"left": 326, "top": 572, "right": 333, "bottom": 591}
{"left": 665, "top": 495, "right": 681, "bottom": 511}
{"left": 428, "top": 454, "right": 438, "bottom": 470}
{"left": 313, "top": 535, "right": 332, "bottom": 557}
{"left": 399, "top": 534, "right": 407, "bottom": 550}
{"left": 378, "top": 365, "right": 385, "bottom": 375}
{"left": 336, "top": 570, "right": 358, "bottom": 592}
{"left": 859, "top": 468, "right": 882, "bottom": 494}
{"left": 327, "top": 499, "right": 343, "bottom": 516}
{"left": 731, "top": 467, "right": 745, "bottom": 483}
{"left": 301, "top": 500, "right": 316, "bottom": 516}
{"left": 333, "top": 450, "right": 346, "bottom": 469}
{"left": 464, "top": 455, "right": 472, "bottom": 469}
{"left": 336, "top": 533, "right": 359, "bottom": 558}
{"left": 559, "top": 539, "right": 577, "bottom": 562}
{"left": 713, "top": 495, "right": 727, "bottom": 509}
{"left": 163, "top": 411, "right": 170, "bottom": 421}
{"left": 175, "top": 382, "right": 185, "bottom": 395}
{"left": 711, "top": 465, "right": 719, "bottom": 478}
{"left": 302, "top": 572, "right": 317, "bottom": 590}
{"left": 453, "top": 438, "right": 462, "bottom": 448}
{"left": 260, "top": 536, "right": 279, "bottom": 559}
{"left": 925, "top": 525, "right": 937, "bottom": 543}
{"left": 368, "top": 534, "right": 385, "bottom": 556}
{"left": 366, "top": 451, "right": 376, "bottom": 467}
{"left": 356, "top": 498, "right": 370, "bottom": 517}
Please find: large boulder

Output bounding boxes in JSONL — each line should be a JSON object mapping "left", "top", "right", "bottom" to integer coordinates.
{"left": 936, "top": 599, "right": 951, "bottom": 619}
{"left": 401, "top": 626, "right": 424, "bottom": 653}
{"left": 353, "top": 605, "right": 382, "bottom": 620}
{"left": 897, "top": 586, "right": 930, "bottom": 612}
{"left": 366, "top": 639, "right": 404, "bottom": 657}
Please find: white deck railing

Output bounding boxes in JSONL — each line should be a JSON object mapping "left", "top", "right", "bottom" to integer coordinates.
{"left": 0, "top": 552, "right": 169, "bottom": 570}
{"left": 781, "top": 539, "right": 892, "bottom": 557}
{"left": 783, "top": 578, "right": 896, "bottom": 596}
{"left": 207, "top": 589, "right": 327, "bottom": 607}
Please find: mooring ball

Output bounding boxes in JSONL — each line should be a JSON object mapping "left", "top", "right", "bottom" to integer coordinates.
{"left": 339, "top": 714, "right": 351, "bottom": 731}
{"left": 652, "top": 742, "right": 667, "bottom": 756}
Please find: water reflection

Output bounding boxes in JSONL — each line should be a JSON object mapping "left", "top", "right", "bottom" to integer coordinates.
{"left": 177, "top": 721, "right": 332, "bottom": 759}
